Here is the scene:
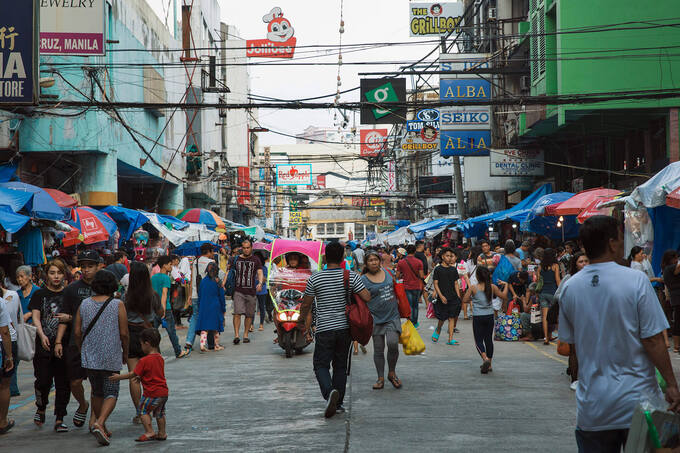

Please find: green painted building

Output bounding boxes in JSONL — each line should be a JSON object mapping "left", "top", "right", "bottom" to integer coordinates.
{"left": 520, "top": 0, "right": 680, "bottom": 190}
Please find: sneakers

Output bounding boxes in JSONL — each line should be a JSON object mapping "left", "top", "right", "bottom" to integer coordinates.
{"left": 413, "top": 322, "right": 419, "bottom": 328}
{"left": 324, "top": 389, "right": 339, "bottom": 418}
{"left": 336, "top": 405, "right": 346, "bottom": 414}
{"left": 570, "top": 381, "right": 579, "bottom": 391}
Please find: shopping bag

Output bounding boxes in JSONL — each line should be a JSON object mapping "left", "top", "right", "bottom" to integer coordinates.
{"left": 400, "top": 320, "right": 425, "bottom": 355}
{"left": 506, "top": 299, "right": 521, "bottom": 316}
{"left": 625, "top": 404, "right": 680, "bottom": 452}
{"left": 393, "top": 280, "right": 411, "bottom": 319}
{"left": 16, "top": 304, "right": 36, "bottom": 361}
{"left": 426, "top": 301, "right": 436, "bottom": 319}
{"left": 494, "top": 314, "right": 521, "bottom": 341}
{"left": 530, "top": 303, "right": 542, "bottom": 324}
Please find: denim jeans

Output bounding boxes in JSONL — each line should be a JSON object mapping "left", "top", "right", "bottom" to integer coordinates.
{"left": 313, "top": 329, "right": 351, "bottom": 407}
{"left": 10, "top": 362, "right": 19, "bottom": 395}
{"left": 163, "top": 313, "right": 182, "bottom": 357}
{"left": 184, "top": 298, "right": 200, "bottom": 348}
{"left": 406, "top": 290, "right": 421, "bottom": 324}
{"left": 575, "top": 428, "right": 628, "bottom": 453}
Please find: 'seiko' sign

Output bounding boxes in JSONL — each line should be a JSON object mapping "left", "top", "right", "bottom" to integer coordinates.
{"left": 246, "top": 7, "right": 297, "bottom": 59}
{"left": 276, "top": 164, "right": 312, "bottom": 186}
{"left": 0, "top": 0, "right": 38, "bottom": 104}
{"left": 40, "top": 0, "right": 105, "bottom": 56}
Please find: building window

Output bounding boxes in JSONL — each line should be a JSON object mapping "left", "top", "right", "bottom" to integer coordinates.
{"left": 317, "top": 224, "right": 325, "bottom": 235}
{"left": 354, "top": 223, "right": 365, "bottom": 241}
{"left": 530, "top": 2, "right": 545, "bottom": 83}
{"left": 326, "top": 223, "right": 335, "bottom": 235}
{"left": 336, "top": 223, "right": 344, "bottom": 235}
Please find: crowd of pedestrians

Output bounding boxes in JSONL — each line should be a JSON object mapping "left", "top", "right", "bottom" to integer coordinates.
{"left": 0, "top": 219, "right": 679, "bottom": 452}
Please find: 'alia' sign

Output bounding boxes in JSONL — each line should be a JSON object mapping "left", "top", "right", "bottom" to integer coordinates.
{"left": 246, "top": 7, "right": 297, "bottom": 59}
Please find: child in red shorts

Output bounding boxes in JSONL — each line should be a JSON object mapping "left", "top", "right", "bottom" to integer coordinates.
{"left": 110, "top": 328, "right": 169, "bottom": 442}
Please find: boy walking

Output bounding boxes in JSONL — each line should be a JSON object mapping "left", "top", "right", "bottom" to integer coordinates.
{"left": 110, "top": 329, "right": 168, "bottom": 442}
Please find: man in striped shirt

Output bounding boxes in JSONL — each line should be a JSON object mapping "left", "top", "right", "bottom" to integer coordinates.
{"left": 301, "top": 242, "right": 370, "bottom": 418}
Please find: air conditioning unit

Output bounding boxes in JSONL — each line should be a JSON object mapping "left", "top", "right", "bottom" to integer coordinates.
{"left": 488, "top": 7, "right": 497, "bottom": 20}
{"left": 520, "top": 75, "right": 531, "bottom": 91}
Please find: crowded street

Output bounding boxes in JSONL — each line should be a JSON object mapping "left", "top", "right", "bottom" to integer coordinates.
{"left": 6, "top": 310, "right": 581, "bottom": 452}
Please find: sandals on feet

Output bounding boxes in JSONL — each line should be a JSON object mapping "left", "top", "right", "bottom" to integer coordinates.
{"left": 233, "top": 337, "right": 240, "bottom": 345}
{"left": 54, "top": 422, "right": 69, "bottom": 433}
{"left": 214, "top": 345, "right": 225, "bottom": 351}
{"left": 73, "top": 407, "right": 88, "bottom": 427}
{"left": 243, "top": 338, "right": 251, "bottom": 343}
{"left": 373, "top": 378, "right": 385, "bottom": 390}
{"left": 34, "top": 411, "right": 45, "bottom": 426}
{"left": 387, "top": 375, "right": 402, "bottom": 389}
{"left": 91, "top": 424, "right": 110, "bottom": 446}
{"left": 431, "top": 331, "right": 440, "bottom": 342}
{"left": 135, "top": 434, "right": 156, "bottom": 442}
{"left": 155, "top": 435, "right": 167, "bottom": 441}
{"left": 0, "top": 419, "right": 15, "bottom": 435}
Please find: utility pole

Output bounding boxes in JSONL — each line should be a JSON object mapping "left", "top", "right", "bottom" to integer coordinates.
{"left": 441, "top": 37, "right": 467, "bottom": 219}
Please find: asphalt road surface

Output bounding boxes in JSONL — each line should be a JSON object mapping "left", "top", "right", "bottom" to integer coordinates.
{"left": 5, "top": 311, "right": 645, "bottom": 452}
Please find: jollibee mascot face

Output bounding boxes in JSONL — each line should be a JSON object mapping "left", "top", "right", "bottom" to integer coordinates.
{"left": 263, "top": 7, "right": 294, "bottom": 43}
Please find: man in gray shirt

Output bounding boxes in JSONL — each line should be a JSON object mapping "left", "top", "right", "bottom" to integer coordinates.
{"left": 559, "top": 216, "right": 680, "bottom": 452}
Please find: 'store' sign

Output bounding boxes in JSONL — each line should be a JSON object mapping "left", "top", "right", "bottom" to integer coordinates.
{"left": 0, "top": 0, "right": 38, "bottom": 104}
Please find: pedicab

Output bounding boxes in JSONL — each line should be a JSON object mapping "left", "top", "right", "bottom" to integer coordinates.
{"left": 267, "top": 239, "right": 324, "bottom": 358}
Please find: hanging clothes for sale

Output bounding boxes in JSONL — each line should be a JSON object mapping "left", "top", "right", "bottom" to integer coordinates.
{"left": 18, "top": 227, "right": 46, "bottom": 266}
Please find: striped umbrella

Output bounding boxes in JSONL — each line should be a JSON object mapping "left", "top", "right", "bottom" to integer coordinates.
{"left": 178, "top": 208, "right": 226, "bottom": 232}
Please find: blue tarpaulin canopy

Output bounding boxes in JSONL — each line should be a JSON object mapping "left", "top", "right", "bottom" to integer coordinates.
{"left": 0, "top": 163, "right": 18, "bottom": 183}
{"left": 0, "top": 186, "right": 32, "bottom": 213}
{"left": 101, "top": 206, "right": 150, "bottom": 243}
{"left": 0, "top": 205, "right": 30, "bottom": 233}
{"left": 172, "top": 240, "right": 220, "bottom": 257}
{"left": 408, "top": 218, "right": 458, "bottom": 239}
{"left": 460, "top": 184, "right": 553, "bottom": 238}
{"left": 519, "top": 192, "right": 580, "bottom": 240}
{"left": 0, "top": 181, "right": 65, "bottom": 220}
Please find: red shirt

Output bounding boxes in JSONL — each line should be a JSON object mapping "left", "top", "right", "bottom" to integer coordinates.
{"left": 397, "top": 256, "right": 424, "bottom": 290}
{"left": 134, "top": 353, "right": 169, "bottom": 398}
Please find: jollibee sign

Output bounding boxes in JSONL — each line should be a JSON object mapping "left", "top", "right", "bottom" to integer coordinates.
{"left": 246, "top": 7, "right": 297, "bottom": 59}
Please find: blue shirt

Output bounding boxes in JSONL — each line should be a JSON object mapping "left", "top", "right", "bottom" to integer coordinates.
{"left": 559, "top": 262, "right": 669, "bottom": 431}
{"left": 256, "top": 265, "right": 268, "bottom": 296}
{"left": 19, "top": 284, "right": 39, "bottom": 323}
{"left": 151, "top": 273, "right": 172, "bottom": 311}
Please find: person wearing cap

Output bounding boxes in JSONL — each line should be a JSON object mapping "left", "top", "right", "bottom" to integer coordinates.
{"left": 54, "top": 250, "right": 100, "bottom": 429}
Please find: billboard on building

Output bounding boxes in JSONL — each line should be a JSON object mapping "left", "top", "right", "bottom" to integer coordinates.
{"left": 440, "top": 130, "right": 490, "bottom": 156}
{"left": 237, "top": 167, "right": 250, "bottom": 204}
{"left": 489, "top": 149, "right": 545, "bottom": 176}
{"left": 409, "top": 2, "right": 463, "bottom": 37}
{"left": 360, "top": 128, "right": 388, "bottom": 156}
{"left": 419, "top": 176, "right": 453, "bottom": 195}
{"left": 276, "top": 164, "right": 312, "bottom": 186}
{"left": 440, "top": 106, "right": 490, "bottom": 130}
{"left": 463, "top": 156, "right": 533, "bottom": 192}
{"left": 40, "top": 0, "right": 105, "bottom": 56}
{"left": 360, "top": 78, "right": 406, "bottom": 125}
{"left": 316, "top": 174, "right": 326, "bottom": 189}
{"left": 246, "top": 7, "right": 297, "bottom": 58}
{"left": 401, "top": 127, "right": 440, "bottom": 152}
{"left": 0, "top": 0, "right": 38, "bottom": 105}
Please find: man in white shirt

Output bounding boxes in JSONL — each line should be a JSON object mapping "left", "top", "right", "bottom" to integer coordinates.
{"left": 559, "top": 216, "right": 680, "bottom": 452}
{"left": 183, "top": 243, "right": 215, "bottom": 353}
{"left": 0, "top": 296, "right": 16, "bottom": 434}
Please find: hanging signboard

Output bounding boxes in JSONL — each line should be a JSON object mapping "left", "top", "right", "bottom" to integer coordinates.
{"left": 0, "top": 0, "right": 38, "bottom": 105}
{"left": 237, "top": 167, "right": 250, "bottom": 204}
{"left": 406, "top": 109, "right": 440, "bottom": 132}
{"left": 409, "top": 2, "right": 464, "bottom": 37}
{"left": 401, "top": 126, "right": 440, "bottom": 152}
{"left": 360, "top": 78, "right": 406, "bottom": 125}
{"left": 316, "top": 174, "right": 326, "bottom": 189}
{"left": 40, "top": 0, "right": 105, "bottom": 56}
{"left": 276, "top": 164, "right": 312, "bottom": 186}
{"left": 440, "top": 130, "right": 490, "bottom": 156}
{"left": 359, "top": 128, "right": 388, "bottom": 156}
{"left": 464, "top": 156, "right": 533, "bottom": 192}
{"left": 369, "top": 198, "right": 386, "bottom": 206}
{"left": 246, "top": 7, "right": 297, "bottom": 58}
{"left": 440, "top": 79, "right": 491, "bottom": 101}
{"left": 440, "top": 106, "right": 491, "bottom": 129}
{"left": 419, "top": 176, "right": 453, "bottom": 195}
{"left": 440, "top": 53, "right": 491, "bottom": 72}
{"left": 489, "top": 149, "right": 545, "bottom": 176}
{"left": 387, "top": 161, "right": 396, "bottom": 191}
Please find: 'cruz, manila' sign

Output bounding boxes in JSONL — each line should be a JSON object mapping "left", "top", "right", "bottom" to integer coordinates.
{"left": 40, "top": 0, "right": 105, "bottom": 56}
{"left": 0, "top": 0, "right": 38, "bottom": 104}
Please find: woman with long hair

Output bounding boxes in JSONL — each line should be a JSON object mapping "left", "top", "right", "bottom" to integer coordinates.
{"left": 362, "top": 251, "right": 402, "bottom": 389}
{"left": 662, "top": 250, "right": 680, "bottom": 353}
{"left": 196, "top": 262, "right": 226, "bottom": 352}
{"left": 28, "top": 259, "right": 70, "bottom": 431}
{"left": 536, "top": 248, "right": 561, "bottom": 345}
{"left": 462, "top": 266, "right": 508, "bottom": 374}
{"left": 124, "top": 262, "right": 162, "bottom": 423}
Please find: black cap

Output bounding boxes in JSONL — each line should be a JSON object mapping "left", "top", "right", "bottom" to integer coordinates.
{"left": 77, "top": 250, "right": 100, "bottom": 263}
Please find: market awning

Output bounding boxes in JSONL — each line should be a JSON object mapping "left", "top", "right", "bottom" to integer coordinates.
{"left": 408, "top": 218, "right": 457, "bottom": 239}
{"left": 44, "top": 188, "right": 78, "bottom": 208}
{"left": 667, "top": 186, "right": 680, "bottom": 209}
{"left": 0, "top": 205, "right": 30, "bottom": 233}
{"left": 547, "top": 188, "right": 621, "bottom": 216}
{"left": 576, "top": 193, "right": 621, "bottom": 223}
{"left": 178, "top": 208, "right": 225, "bottom": 232}
{"left": 172, "top": 240, "right": 220, "bottom": 257}
{"left": 0, "top": 181, "right": 65, "bottom": 220}
{"left": 0, "top": 186, "right": 32, "bottom": 213}
{"left": 101, "top": 206, "right": 150, "bottom": 243}
{"left": 67, "top": 207, "right": 118, "bottom": 245}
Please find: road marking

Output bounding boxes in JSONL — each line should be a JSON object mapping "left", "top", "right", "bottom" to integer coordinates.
{"left": 525, "top": 341, "right": 568, "bottom": 365}
{"left": 9, "top": 394, "right": 35, "bottom": 411}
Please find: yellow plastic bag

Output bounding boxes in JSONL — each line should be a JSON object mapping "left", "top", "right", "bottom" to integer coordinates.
{"left": 400, "top": 320, "right": 425, "bottom": 355}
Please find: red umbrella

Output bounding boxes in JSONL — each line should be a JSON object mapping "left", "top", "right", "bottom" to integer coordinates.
{"left": 44, "top": 188, "right": 78, "bottom": 208}
{"left": 667, "top": 187, "right": 680, "bottom": 209}
{"left": 550, "top": 188, "right": 621, "bottom": 216}
{"left": 576, "top": 193, "right": 620, "bottom": 223}
{"left": 67, "top": 207, "right": 111, "bottom": 245}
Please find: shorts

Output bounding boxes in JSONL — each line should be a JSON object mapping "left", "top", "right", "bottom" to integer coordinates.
{"left": 539, "top": 293, "right": 556, "bottom": 309}
{"left": 0, "top": 341, "right": 17, "bottom": 379}
{"left": 86, "top": 369, "right": 120, "bottom": 400}
{"left": 65, "top": 344, "right": 87, "bottom": 381}
{"left": 128, "top": 323, "right": 147, "bottom": 359}
{"left": 139, "top": 395, "right": 168, "bottom": 419}
{"left": 233, "top": 292, "right": 257, "bottom": 318}
{"left": 434, "top": 298, "right": 462, "bottom": 321}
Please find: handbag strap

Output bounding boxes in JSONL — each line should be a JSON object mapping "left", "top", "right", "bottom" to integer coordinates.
{"left": 343, "top": 268, "right": 350, "bottom": 306}
{"left": 82, "top": 297, "right": 114, "bottom": 342}
{"left": 405, "top": 257, "right": 425, "bottom": 284}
